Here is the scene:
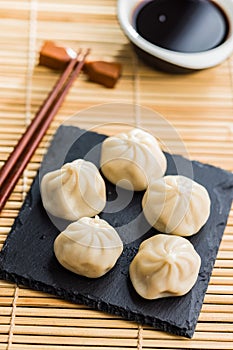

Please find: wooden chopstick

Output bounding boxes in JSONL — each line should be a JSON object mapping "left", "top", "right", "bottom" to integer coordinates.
{"left": 0, "top": 48, "right": 90, "bottom": 212}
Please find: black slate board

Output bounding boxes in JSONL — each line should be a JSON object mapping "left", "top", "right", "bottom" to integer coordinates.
{"left": 1, "top": 125, "right": 233, "bottom": 338}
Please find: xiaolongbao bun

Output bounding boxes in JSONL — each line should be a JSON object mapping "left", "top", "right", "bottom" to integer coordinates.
{"left": 142, "top": 175, "right": 211, "bottom": 236}
{"left": 54, "top": 216, "right": 123, "bottom": 278}
{"left": 100, "top": 128, "right": 167, "bottom": 191}
{"left": 129, "top": 234, "right": 201, "bottom": 300}
{"left": 41, "top": 159, "right": 106, "bottom": 221}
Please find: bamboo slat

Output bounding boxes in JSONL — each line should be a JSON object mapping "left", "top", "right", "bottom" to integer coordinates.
{"left": 0, "top": 0, "right": 233, "bottom": 349}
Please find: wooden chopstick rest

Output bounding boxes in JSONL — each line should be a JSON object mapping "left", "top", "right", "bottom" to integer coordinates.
{"left": 39, "top": 41, "right": 122, "bottom": 88}
{"left": 84, "top": 61, "right": 122, "bottom": 88}
{"left": 39, "top": 41, "right": 77, "bottom": 70}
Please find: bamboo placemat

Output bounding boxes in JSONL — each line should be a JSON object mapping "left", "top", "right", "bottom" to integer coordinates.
{"left": 0, "top": 0, "right": 233, "bottom": 349}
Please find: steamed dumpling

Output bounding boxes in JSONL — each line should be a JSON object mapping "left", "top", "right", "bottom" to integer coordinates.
{"left": 41, "top": 159, "right": 106, "bottom": 221}
{"left": 100, "top": 128, "right": 167, "bottom": 191}
{"left": 142, "top": 175, "right": 211, "bottom": 236}
{"left": 129, "top": 234, "right": 201, "bottom": 299}
{"left": 54, "top": 216, "right": 123, "bottom": 278}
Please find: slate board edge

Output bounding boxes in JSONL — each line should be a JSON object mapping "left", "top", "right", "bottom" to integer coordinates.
{"left": 0, "top": 268, "right": 193, "bottom": 338}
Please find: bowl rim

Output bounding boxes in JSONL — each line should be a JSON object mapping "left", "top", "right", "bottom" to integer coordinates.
{"left": 117, "top": 0, "right": 233, "bottom": 69}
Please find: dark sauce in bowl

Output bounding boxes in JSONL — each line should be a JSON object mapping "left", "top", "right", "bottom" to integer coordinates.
{"left": 133, "top": 0, "right": 229, "bottom": 53}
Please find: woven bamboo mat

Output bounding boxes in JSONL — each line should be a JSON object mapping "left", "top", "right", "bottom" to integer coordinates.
{"left": 0, "top": 0, "right": 233, "bottom": 349}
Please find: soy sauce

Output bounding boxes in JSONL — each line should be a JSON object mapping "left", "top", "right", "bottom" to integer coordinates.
{"left": 133, "top": 0, "right": 229, "bottom": 53}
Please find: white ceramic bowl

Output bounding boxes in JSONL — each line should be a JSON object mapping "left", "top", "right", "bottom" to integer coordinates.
{"left": 117, "top": 0, "right": 233, "bottom": 73}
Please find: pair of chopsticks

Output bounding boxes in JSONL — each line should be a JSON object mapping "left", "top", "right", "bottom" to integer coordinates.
{"left": 0, "top": 48, "right": 90, "bottom": 212}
